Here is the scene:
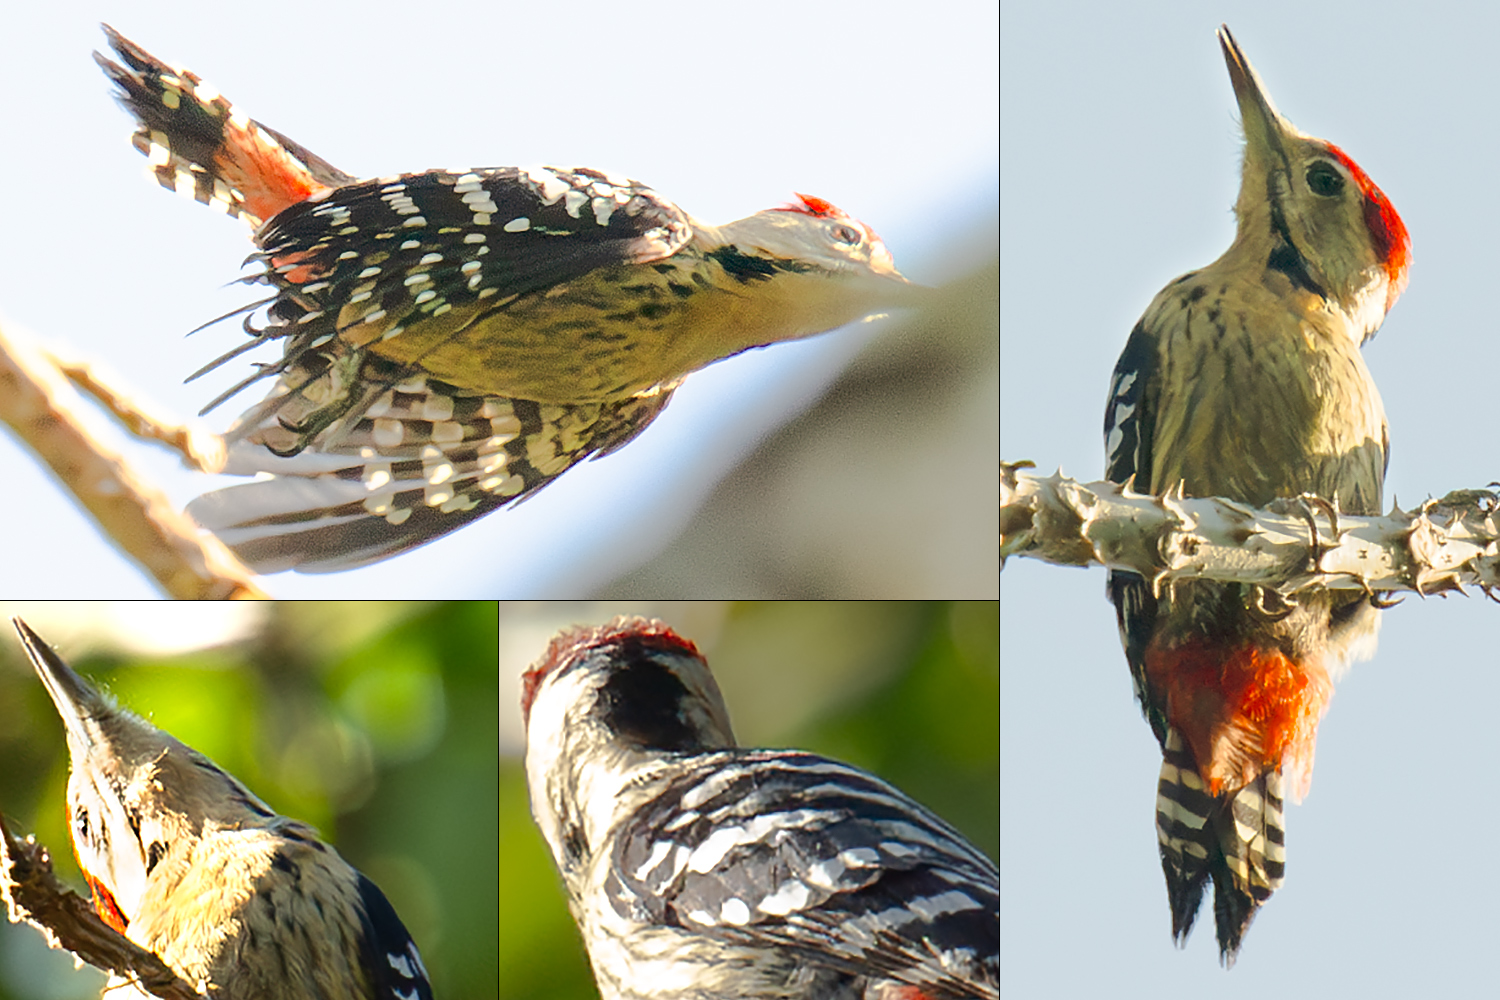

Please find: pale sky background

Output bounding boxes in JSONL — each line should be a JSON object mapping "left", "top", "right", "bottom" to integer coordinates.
{"left": 0, "top": 1, "right": 997, "bottom": 597}
{"left": 1003, "top": 2, "right": 1500, "bottom": 996}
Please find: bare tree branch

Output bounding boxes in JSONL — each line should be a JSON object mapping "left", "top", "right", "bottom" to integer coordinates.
{"left": 0, "top": 813, "right": 204, "bottom": 1000}
{"left": 0, "top": 324, "right": 266, "bottom": 599}
{"left": 1001, "top": 462, "right": 1500, "bottom": 598}
{"left": 50, "top": 348, "right": 226, "bottom": 474}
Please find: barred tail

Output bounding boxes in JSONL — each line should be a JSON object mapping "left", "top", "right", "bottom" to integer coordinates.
{"left": 1155, "top": 727, "right": 1285, "bottom": 966}
{"left": 95, "top": 25, "right": 354, "bottom": 227}
{"left": 1155, "top": 728, "right": 1215, "bottom": 943}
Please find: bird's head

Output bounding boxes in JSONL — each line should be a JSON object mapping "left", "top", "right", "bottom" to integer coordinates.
{"left": 709, "top": 193, "right": 926, "bottom": 306}
{"left": 15, "top": 618, "right": 275, "bottom": 934}
{"left": 1220, "top": 24, "right": 1410, "bottom": 341}
{"left": 520, "top": 618, "right": 736, "bottom": 883}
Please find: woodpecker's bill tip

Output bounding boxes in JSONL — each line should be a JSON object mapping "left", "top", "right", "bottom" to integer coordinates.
{"left": 13, "top": 617, "right": 71, "bottom": 689}
{"left": 13, "top": 619, "right": 109, "bottom": 749}
{"left": 1218, "top": 26, "right": 1296, "bottom": 158}
{"left": 12, "top": 616, "right": 43, "bottom": 652}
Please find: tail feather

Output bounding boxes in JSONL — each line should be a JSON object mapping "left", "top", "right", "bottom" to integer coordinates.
{"left": 1156, "top": 727, "right": 1216, "bottom": 944}
{"left": 1155, "top": 727, "right": 1286, "bottom": 966}
{"left": 95, "top": 24, "right": 353, "bottom": 227}
{"left": 1211, "top": 769, "right": 1284, "bottom": 965}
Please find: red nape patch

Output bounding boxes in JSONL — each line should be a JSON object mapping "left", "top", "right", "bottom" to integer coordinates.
{"left": 774, "top": 193, "right": 850, "bottom": 219}
{"left": 1144, "top": 639, "right": 1332, "bottom": 796}
{"left": 520, "top": 617, "right": 701, "bottom": 724}
{"left": 1324, "top": 142, "right": 1412, "bottom": 308}
{"left": 83, "top": 870, "right": 129, "bottom": 934}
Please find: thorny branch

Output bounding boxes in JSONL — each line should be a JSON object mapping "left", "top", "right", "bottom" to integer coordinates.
{"left": 1001, "top": 462, "right": 1500, "bottom": 599}
{"left": 0, "top": 813, "right": 204, "bottom": 1000}
{"left": 0, "top": 324, "right": 265, "bottom": 598}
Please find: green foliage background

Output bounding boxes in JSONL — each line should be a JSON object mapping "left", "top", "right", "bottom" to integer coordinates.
{"left": 0, "top": 602, "right": 498, "bottom": 1000}
{"left": 0, "top": 601, "right": 996, "bottom": 1000}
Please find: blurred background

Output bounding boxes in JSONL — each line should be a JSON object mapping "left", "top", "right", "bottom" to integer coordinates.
{"left": 0, "top": 601, "right": 997, "bottom": 999}
{"left": 0, "top": 602, "right": 498, "bottom": 1000}
{"left": 1003, "top": 1, "right": 1500, "bottom": 995}
{"left": 494, "top": 600, "right": 998, "bottom": 1000}
{"left": 0, "top": 1, "right": 998, "bottom": 598}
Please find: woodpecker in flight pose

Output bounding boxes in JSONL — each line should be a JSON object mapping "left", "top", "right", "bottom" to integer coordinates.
{"left": 521, "top": 617, "right": 998, "bottom": 1000}
{"left": 94, "top": 27, "right": 921, "bottom": 573}
{"left": 13, "top": 618, "right": 434, "bottom": 1000}
{"left": 1103, "top": 26, "right": 1409, "bottom": 964}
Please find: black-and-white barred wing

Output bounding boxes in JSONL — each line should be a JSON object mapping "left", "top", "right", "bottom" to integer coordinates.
{"left": 1104, "top": 316, "right": 1168, "bottom": 741}
{"left": 610, "top": 750, "right": 998, "bottom": 997}
{"left": 254, "top": 166, "right": 695, "bottom": 316}
{"left": 352, "top": 872, "right": 435, "bottom": 1000}
{"left": 1103, "top": 317, "right": 1158, "bottom": 490}
{"left": 186, "top": 377, "right": 676, "bottom": 573}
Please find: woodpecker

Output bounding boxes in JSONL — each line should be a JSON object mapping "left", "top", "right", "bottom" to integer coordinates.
{"left": 94, "top": 26, "right": 922, "bottom": 574}
{"left": 1102, "top": 26, "right": 1409, "bottom": 964}
{"left": 521, "top": 616, "right": 999, "bottom": 1000}
{"left": 13, "top": 617, "right": 434, "bottom": 1000}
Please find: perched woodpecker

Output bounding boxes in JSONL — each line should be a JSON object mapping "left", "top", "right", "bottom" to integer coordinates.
{"left": 1102, "top": 26, "right": 1409, "bottom": 964}
{"left": 521, "top": 616, "right": 999, "bottom": 1000}
{"left": 13, "top": 618, "right": 434, "bottom": 1000}
{"left": 94, "top": 26, "right": 922, "bottom": 573}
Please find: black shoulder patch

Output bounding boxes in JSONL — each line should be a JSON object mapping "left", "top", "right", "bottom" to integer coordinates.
{"left": 1266, "top": 240, "right": 1326, "bottom": 298}
{"left": 1265, "top": 202, "right": 1327, "bottom": 300}
{"left": 705, "top": 246, "right": 780, "bottom": 283}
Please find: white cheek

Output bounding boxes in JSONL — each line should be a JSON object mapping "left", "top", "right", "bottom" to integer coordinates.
{"left": 1345, "top": 278, "right": 1389, "bottom": 342}
{"left": 525, "top": 669, "right": 669, "bottom": 877}
{"left": 73, "top": 781, "right": 150, "bottom": 920}
{"left": 524, "top": 678, "right": 581, "bottom": 853}
{"left": 574, "top": 748, "right": 640, "bottom": 851}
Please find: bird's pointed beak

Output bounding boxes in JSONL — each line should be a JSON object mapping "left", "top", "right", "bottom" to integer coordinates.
{"left": 878, "top": 272, "right": 937, "bottom": 307}
{"left": 864, "top": 250, "right": 937, "bottom": 306}
{"left": 13, "top": 618, "right": 104, "bottom": 752}
{"left": 1218, "top": 25, "right": 1295, "bottom": 168}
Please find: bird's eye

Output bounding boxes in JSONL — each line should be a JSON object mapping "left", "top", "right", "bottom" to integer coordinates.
{"left": 1306, "top": 162, "right": 1345, "bottom": 198}
{"left": 831, "top": 224, "right": 862, "bottom": 246}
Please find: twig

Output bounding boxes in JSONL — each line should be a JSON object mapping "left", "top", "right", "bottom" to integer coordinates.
{"left": 0, "top": 323, "right": 265, "bottom": 598}
{"left": 49, "top": 349, "right": 225, "bottom": 474}
{"left": 0, "top": 813, "right": 204, "bottom": 1000}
